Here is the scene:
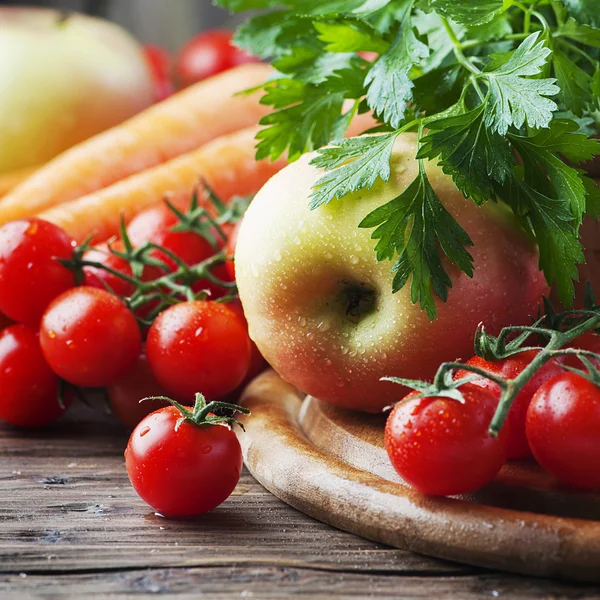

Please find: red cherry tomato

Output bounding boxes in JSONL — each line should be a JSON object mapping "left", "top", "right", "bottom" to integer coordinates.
{"left": 562, "top": 331, "right": 600, "bottom": 368}
{"left": 40, "top": 287, "right": 141, "bottom": 388}
{"left": 0, "top": 219, "right": 75, "bottom": 326}
{"left": 146, "top": 301, "right": 251, "bottom": 401}
{"left": 83, "top": 241, "right": 136, "bottom": 297}
{"left": 455, "top": 351, "right": 564, "bottom": 459}
{"left": 107, "top": 351, "right": 170, "bottom": 429}
{"left": 0, "top": 313, "right": 13, "bottom": 331}
{"left": 0, "top": 324, "right": 71, "bottom": 427}
{"left": 125, "top": 405, "right": 243, "bottom": 516}
{"left": 385, "top": 385, "right": 510, "bottom": 496}
{"left": 527, "top": 372, "right": 600, "bottom": 490}
{"left": 175, "top": 29, "right": 259, "bottom": 87}
{"left": 127, "top": 203, "right": 231, "bottom": 299}
{"left": 143, "top": 44, "right": 174, "bottom": 102}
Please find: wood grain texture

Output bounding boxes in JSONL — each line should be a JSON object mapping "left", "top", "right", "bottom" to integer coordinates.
{"left": 239, "top": 371, "right": 600, "bottom": 584}
{"left": 1, "top": 391, "right": 599, "bottom": 597}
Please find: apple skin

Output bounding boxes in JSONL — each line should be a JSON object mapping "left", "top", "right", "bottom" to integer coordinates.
{"left": 0, "top": 8, "right": 154, "bottom": 173}
{"left": 235, "top": 134, "right": 549, "bottom": 413}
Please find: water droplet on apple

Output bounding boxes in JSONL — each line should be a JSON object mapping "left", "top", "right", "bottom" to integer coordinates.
{"left": 293, "top": 236, "right": 301, "bottom": 245}
{"left": 323, "top": 251, "right": 333, "bottom": 260}
{"left": 336, "top": 380, "right": 345, "bottom": 388}
{"left": 349, "top": 350, "right": 357, "bottom": 357}
{"left": 324, "top": 358, "right": 332, "bottom": 366}
{"left": 298, "top": 317, "right": 307, "bottom": 327}
{"left": 274, "top": 250, "right": 282, "bottom": 262}
{"left": 341, "top": 346, "right": 349, "bottom": 355}
{"left": 349, "top": 255, "right": 359, "bottom": 265}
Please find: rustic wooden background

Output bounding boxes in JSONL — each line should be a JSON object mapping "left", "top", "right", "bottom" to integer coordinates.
{"left": 1, "top": 403, "right": 600, "bottom": 599}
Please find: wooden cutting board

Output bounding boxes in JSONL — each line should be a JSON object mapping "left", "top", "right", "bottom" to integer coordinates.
{"left": 238, "top": 370, "right": 600, "bottom": 583}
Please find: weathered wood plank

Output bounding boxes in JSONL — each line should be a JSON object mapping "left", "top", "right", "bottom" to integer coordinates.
{"left": 1, "top": 568, "right": 599, "bottom": 600}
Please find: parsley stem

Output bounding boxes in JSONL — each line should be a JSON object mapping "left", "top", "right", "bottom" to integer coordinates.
{"left": 561, "top": 40, "right": 598, "bottom": 67}
{"left": 440, "top": 17, "right": 481, "bottom": 77}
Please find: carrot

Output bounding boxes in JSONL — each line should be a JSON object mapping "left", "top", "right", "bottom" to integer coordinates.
{"left": 38, "top": 127, "right": 287, "bottom": 244}
{"left": 0, "top": 165, "right": 39, "bottom": 199}
{"left": 0, "top": 63, "right": 272, "bottom": 225}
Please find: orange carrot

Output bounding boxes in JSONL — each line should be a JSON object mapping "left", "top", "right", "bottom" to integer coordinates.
{"left": 0, "top": 63, "right": 272, "bottom": 225}
{"left": 0, "top": 165, "right": 39, "bottom": 199}
{"left": 38, "top": 127, "right": 287, "bottom": 244}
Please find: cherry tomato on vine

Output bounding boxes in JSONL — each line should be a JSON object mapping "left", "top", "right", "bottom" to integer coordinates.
{"left": 40, "top": 287, "right": 141, "bottom": 388}
{"left": 175, "top": 29, "right": 259, "bottom": 87}
{"left": 146, "top": 301, "right": 251, "bottom": 401}
{"left": 125, "top": 402, "right": 244, "bottom": 517}
{"left": 0, "top": 219, "right": 75, "bottom": 326}
{"left": 527, "top": 372, "right": 600, "bottom": 490}
{"left": 126, "top": 204, "right": 231, "bottom": 299}
{"left": 143, "top": 44, "right": 174, "bottom": 102}
{"left": 385, "top": 385, "right": 510, "bottom": 496}
{"left": 562, "top": 331, "right": 600, "bottom": 369}
{"left": 455, "top": 351, "right": 564, "bottom": 459}
{"left": 0, "top": 325, "right": 71, "bottom": 427}
{"left": 107, "top": 351, "right": 170, "bottom": 429}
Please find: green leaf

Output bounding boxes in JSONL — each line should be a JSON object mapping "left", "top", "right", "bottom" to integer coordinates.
{"left": 314, "top": 20, "right": 389, "bottom": 54}
{"left": 274, "top": 47, "right": 355, "bottom": 84}
{"left": 359, "top": 167, "right": 474, "bottom": 320}
{"left": 556, "top": 16, "right": 600, "bottom": 48}
{"left": 482, "top": 32, "right": 559, "bottom": 135}
{"left": 430, "top": 0, "right": 510, "bottom": 26}
{"left": 584, "top": 177, "right": 600, "bottom": 219}
{"left": 418, "top": 103, "right": 515, "bottom": 205}
{"left": 552, "top": 46, "right": 593, "bottom": 116}
{"left": 562, "top": 0, "right": 600, "bottom": 28}
{"left": 257, "top": 81, "right": 346, "bottom": 161}
{"left": 215, "top": 0, "right": 283, "bottom": 10}
{"left": 365, "top": 5, "right": 429, "bottom": 128}
{"left": 524, "top": 184, "right": 584, "bottom": 306}
{"left": 509, "top": 119, "right": 600, "bottom": 224}
{"left": 308, "top": 133, "right": 399, "bottom": 208}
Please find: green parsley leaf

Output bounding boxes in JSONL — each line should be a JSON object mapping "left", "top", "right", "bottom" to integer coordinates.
{"left": 556, "top": 16, "right": 600, "bottom": 48}
{"left": 552, "top": 46, "right": 594, "bottom": 116}
{"left": 522, "top": 184, "right": 584, "bottom": 306}
{"left": 359, "top": 166, "right": 474, "bottom": 320}
{"left": 509, "top": 119, "right": 600, "bottom": 224}
{"left": 561, "top": 1, "right": 600, "bottom": 31}
{"left": 430, "top": 0, "right": 510, "bottom": 26}
{"left": 256, "top": 80, "right": 346, "bottom": 161}
{"left": 482, "top": 32, "right": 559, "bottom": 135}
{"left": 418, "top": 103, "right": 515, "bottom": 205}
{"left": 308, "top": 134, "right": 399, "bottom": 209}
{"left": 314, "top": 20, "right": 389, "bottom": 54}
{"left": 365, "top": 3, "right": 429, "bottom": 128}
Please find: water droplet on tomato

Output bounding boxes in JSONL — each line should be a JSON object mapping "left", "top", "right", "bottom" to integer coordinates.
{"left": 48, "top": 331, "right": 57, "bottom": 339}
{"left": 66, "top": 340, "right": 75, "bottom": 349}
{"left": 200, "top": 444, "right": 212, "bottom": 454}
{"left": 139, "top": 426, "right": 151, "bottom": 437}
{"left": 194, "top": 327, "right": 204, "bottom": 337}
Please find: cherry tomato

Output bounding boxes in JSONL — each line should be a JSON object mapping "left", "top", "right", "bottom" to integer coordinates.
{"left": 83, "top": 241, "right": 136, "bottom": 297}
{"left": 175, "top": 29, "right": 259, "bottom": 87}
{"left": 562, "top": 331, "right": 600, "bottom": 368}
{"left": 0, "top": 313, "right": 13, "bottom": 331}
{"left": 127, "top": 203, "right": 231, "bottom": 299}
{"left": 125, "top": 405, "right": 243, "bottom": 516}
{"left": 40, "top": 287, "right": 141, "bottom": 388}
{"left": 0, "top": 325, "right": 71, "bottom": 427}
{"left": 527, "top": 372, "right": 600, "bottom": 490}
{"left": 0, "top": 219, "right": 75, "bottom": 326}
{"left": 107, "top": 351, "right": 170, "bottom": 429}
{"left": 146, "top": 301, "right": 251, "bottom": 401}
{"left": 385, "top": 385, "right": 510, "bottom": 496}
{"left": 143, "top": 44, "right": 174, "bottom": 102}
{"left": 455, "top": 351, "right": 564, "bottom": 459}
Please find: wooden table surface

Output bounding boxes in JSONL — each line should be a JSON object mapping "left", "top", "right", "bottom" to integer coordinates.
{"left": 1, "top": 403, "right": 599, "bottom": 600}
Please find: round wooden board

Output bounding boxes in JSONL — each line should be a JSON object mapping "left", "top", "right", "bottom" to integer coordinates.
{"left": 238, "top": 370, "right": 600, "bottom": 583}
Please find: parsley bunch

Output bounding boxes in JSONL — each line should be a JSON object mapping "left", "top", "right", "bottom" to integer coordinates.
{"left": 217, "top": 0, "right": 600, "bottom": 319}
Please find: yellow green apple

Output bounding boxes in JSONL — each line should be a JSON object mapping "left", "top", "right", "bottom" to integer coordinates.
{"left": 0, "top": 7, "right": 154, "bottom": 173}
{"left": 235, "top": 134, "right": 549, "bottom": 413}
